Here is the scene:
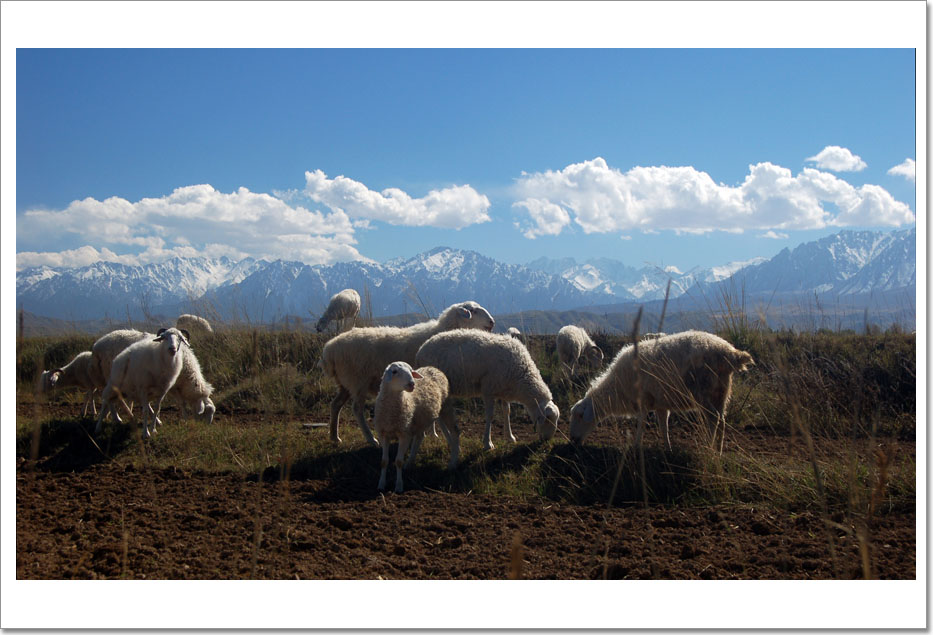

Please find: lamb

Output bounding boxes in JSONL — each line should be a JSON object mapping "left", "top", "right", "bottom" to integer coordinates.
{"left": 316, "top": 288, "right": 361, "bottom": 334}
{"left": 95, "top": 327, "right": 190, "bottom": 438}
{"left": 38, "top": 351, "right": 98, "bottom": 416}
{"left": 568, "top": 330, "right": 754, "bottom": 452}
{"left": 176, "top": 314, "right": 214, "bottom": 335}
{"left": 373, "top": 362, "right": 449, "bottom": 493}
{"left": 320, "top": 301, "right": 495, "bottom": 446}
{"left": 168, "top": 345, "right": 216, "bottom": 425}
{"left": 415, "top": 329, "right": 560, "bottom": 469}
{"left": 556, "top": 325, "right": 604, "bottom": 378}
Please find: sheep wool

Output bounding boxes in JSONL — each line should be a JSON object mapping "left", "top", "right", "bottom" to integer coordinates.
{"left": 320, "top": 301, "right": 495, "bottom": 446}
{"left": 569, "top": 330, "right": 754, "bottom": 452}
{"left": 415, "top": 329, "right": 559, "bottom": 468}
{"left": 176, "top": 314, "right": 213, "bottom": 335}
{"left": 169, "top": 345, "right": 216, "bottom": 425}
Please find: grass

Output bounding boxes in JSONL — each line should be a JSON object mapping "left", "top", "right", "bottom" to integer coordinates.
{"left": 16, "top": 326, "right": 916, "bottom": 519}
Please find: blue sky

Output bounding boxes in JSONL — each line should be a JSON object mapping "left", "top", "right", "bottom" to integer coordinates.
{"left": 12, "top": 15, "right": 920, "bottom": 275}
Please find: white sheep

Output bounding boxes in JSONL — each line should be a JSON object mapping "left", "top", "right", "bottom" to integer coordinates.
{"left": 95, "top": 327, "right": 190, "bottom": 438}
{"left": 569, "top": 330, "right": 754, "bottom": 452}
{"left": 89, "top": 329, "right": 154, "bottom": 422}
{"left": 316, "top": 288, "right": 361, "bottom": 334}
{"left": 507, "top": 327, "right": 525, "bottom": 343}
{"left": 320, "top": 301, "right": 495, "bottom": 446}
{"left": 38, "top": 351, "right": 98, "bottom": 416}
{"left": 373, "top": 362, "right": 449, "bottom": 493}
{"left": 176, "top": 314, "right": 214, "bottom": 335}
{"left": 556, "top": 325, "right": 604, "bottom": 378}
{"left": 415, "top": 329, "right": 560, "bottom": 468}
{"left": 168, "top": 345, "right": 216, "bottom": 425}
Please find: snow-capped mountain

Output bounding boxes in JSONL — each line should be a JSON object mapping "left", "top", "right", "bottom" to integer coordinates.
{"left": 14, "top": 229, "right": 916, "bottom": 323}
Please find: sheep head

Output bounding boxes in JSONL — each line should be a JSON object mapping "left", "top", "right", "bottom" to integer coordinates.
{"left": 535, "top": 399, "right": 560, "bottom": 441}
{"left": 569, "top": 397, "right": 597, "bottom": 444}
{"left": 154, "top": 327, "right": 189, "bottom": 357}
{"left": 382, "top": 361, "right": 423, "bottom": 393}
{"left": 450, "top": 301, "right": 495, "bottom": 332}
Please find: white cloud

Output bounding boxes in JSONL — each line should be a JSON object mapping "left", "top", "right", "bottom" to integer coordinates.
{"left": 304, "top": 170, "right": 491, "bottom": 230}
{"left": 887, "top": 158, "right": 916, "bottom": 181}
{"left": 805, "top": 145, "right": 867, "bottom": 172}
{"left": 758, "top": 231, "right": 788, "bottom": 239}
{"left": 512, "top": 157, "right": 914, "bottom": 239}
{"left": 18, "top": 184, "right": 365, "bottom": 268}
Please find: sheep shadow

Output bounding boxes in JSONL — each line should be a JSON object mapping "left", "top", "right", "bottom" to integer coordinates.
{"left": 541, "top": 442, "right": 701, "bottom": 506}
{"left": 249, "top": 439, "right": 544, "bottom": 503}
{"left": 17, "top": 417, "right": 136, "bottom": 473}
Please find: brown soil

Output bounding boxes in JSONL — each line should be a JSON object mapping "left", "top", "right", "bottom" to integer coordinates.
{"left": 16, "top": 409, "right": 915, "bottom": 580}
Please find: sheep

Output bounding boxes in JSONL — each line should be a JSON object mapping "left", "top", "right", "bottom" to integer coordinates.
{"left": 373, "top": 362, "right": 449, "bottom": 493}
{"left": 556, "top": 325, "right": 604, "bottom": 379}
{"left": 568, "top": 330, "right": 754, "bottom": 452}
{"left": 176, "top": 314, "right": 214, "bottom": 335}
{"left": 316, "top": 288, "right": 361, "bottom": 334}
{"left": 38, "top": 351, "right": 98, "bottom": 416}
{"left": 320, "top": 301, "right": 495, "bottom": 447}
{"left": 415, "top": 329, "right": 560, "bottom": 469}
{"left": 168, "top": 345, "right": 216, "bottom": 425}
{"left": 95, "top": 327, "right": 190, "bottom": 438}
{"left": 507, "top": 327, "right": 525, "bottom": 343}
{"left": 89, "top": 329, "right": 154, "bottom": 422}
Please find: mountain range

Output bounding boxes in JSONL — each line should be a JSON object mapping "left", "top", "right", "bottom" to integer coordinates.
{"left": 15, "top": 228, "right": 916, "bottom": 331}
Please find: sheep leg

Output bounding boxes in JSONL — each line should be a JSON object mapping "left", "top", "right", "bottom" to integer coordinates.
{"left": 634, "top": 411, "right": 646, "bottom": 449}
{"left": 405, "top": 430, "right": 424, "bottom": 469}
{"left": 437, "top": 403, "right": 460, "bottom": 470}
{"left": 394, "top": 435, "right": 412, "bottom": 493}
{"left": 502, "top": 401, "right": 516, "bottom": 443}
{"left": 658, "top": 409, "right": 671, "bottom": 451}
{"left": 377, "top": 435, "right": 391, "bottom": 491}
{"left": 351, "top": 396, "right": 379, "bottom": 447}
{"left": 717, "top": 412, "right": 727, "bottom": 456}
{"left": 482, "top": 396, "right": 496, "bottom": 450}
{"left": 329, "top": 386, "right": 351, "bottom": 443}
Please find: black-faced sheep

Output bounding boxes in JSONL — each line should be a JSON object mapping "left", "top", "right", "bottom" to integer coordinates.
{"left": 415, "top": 329, "right": 559, "bottom": 469}
{"left": 569, "top": 330, "right": 754, "bottom": 452}
{"left": 373, "top": 362, "right": 449, "bottom": 493}
{"left": 316, "top": 288, "right": 361, "bottom": 334}
{"left": 320, "top": 301, "right": 495, "bottom": 446}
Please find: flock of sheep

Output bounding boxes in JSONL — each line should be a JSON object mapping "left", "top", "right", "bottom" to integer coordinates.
{"left": 38, "top": 289, "right": 754, "bottom": 494}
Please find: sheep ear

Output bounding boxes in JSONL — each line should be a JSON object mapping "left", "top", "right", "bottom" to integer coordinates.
{"left": 457, "top": 306, "right": 472, "bottom": 319}
{"left": 411, "top": 370, "right": 423, "bottom": 380}
{"left": 180, "top": 329, "right": 191, "bottom": 343}
{"left": 156, "top": 328, "right": 168, "bottom": 337}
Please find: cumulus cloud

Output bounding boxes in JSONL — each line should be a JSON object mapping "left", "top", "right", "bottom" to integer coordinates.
{"left": 805, "top": 146, "right": 867, "bottom": 172}
{"left": 18, "top": 184, "right": 365, "bottom": 269}
{"left": 304, "top": 170, "right": 491, "bottom": 229}
{"left": 887, "top": 158, "right": 916, "bottom": 181}
{"left": 512, "top": 157, "right": 914, "bottom": 239}
{"left": 758, "top": 231, "right": 789, "bottom": 239}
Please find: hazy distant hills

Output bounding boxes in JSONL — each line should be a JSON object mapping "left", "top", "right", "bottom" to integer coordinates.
{"left": 16, "top": 228, "right": 916, "bottom": 334}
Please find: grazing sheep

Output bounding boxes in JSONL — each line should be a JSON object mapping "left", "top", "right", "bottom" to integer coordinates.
{"left": 569, "top": 330, "right": 754, "bottom": 452}
{"left": 38, "top": 351, "right": 98, "bottom": 416}
{"left": 507, "top": 327, "right": 525, "bottom": 343}
{"left": 373, "top": 362, "right": 449, "bottom": 493}
{"left": 176, "top": 314, "right": 214, "bottom": 335}
{"left": 95, "top": 327, "right": 190, "bottom": 438}
{"left": 168, "top": 345, "right": 216, "bottom": 425}
{"left": 316, "top": 289, "right": 361, "bottom": 334}
{"left": 320, "top": 301, "right": 495, "bottom": 446}
{"left": 415, "top": 329, "right": 560, "bottom": 468}
{"left": 556, "top": 325, "right": 604, "bottom": 378}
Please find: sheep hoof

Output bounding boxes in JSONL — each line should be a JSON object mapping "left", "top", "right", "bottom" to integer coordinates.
{"left": 484, "top": 440, "right": 495, "bottom": 451}
{"left": 508, "top": 435, "right": 517, "bottom": 444}
{"left": 394, "top": 485, "right": 404, "bottom": 494}
{"left": 377, "top": 480, "right": 386, "bottom": 491}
